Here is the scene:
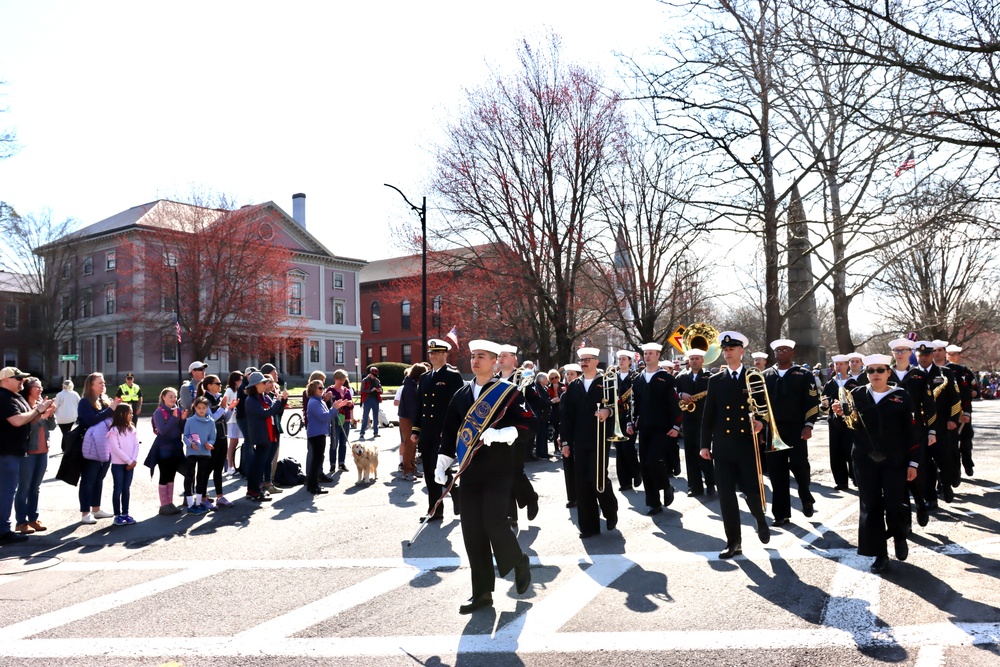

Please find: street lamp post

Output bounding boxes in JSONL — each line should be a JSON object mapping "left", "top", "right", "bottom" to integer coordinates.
{"left": 384, "top": 184, "right": 428, "bottom": 356}
{"left": 174, "top": 265, "right": 183, "bottom": 391}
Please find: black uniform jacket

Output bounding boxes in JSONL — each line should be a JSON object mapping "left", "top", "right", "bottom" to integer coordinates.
{"left": 945, "top": 362, "right": 975, "bottom": 413}
{"left": 822, "top": 375, "right": 858, "bottom": 429}
{"left": 887, "top": 366, "right": 935, "bottom": 433}
{"left": 439, "top": 378, "right": 534, "bottom": 484}
{"left": 560, "top": 376, "right": 608, "bottom": 453}
{"left": 763, "top": 364, "right": 820, "bottom": 442}
{"left": 631, "top": 369, "right": 681, "bottom": 432}
{"left": 615, "top": 371, "right": 637, "bottom": 425}
{"left": 674, "top": 368, "right": 712, "bottom": 426}
{"left": 847, "top": 385, "right": 922, "bottom": 466}
{"left": 700, "top": 366, "right": 756, "bottom": 460}
{"left": 412, "top": 364, "right": 465, "bottom": 445}
{"left": 920, "top": 364, "right": 961, "bottom": 431}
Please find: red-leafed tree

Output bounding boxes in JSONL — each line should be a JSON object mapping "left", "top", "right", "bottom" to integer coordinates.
{"left": 116, "top": 196, "right": 309, "bottom": 363}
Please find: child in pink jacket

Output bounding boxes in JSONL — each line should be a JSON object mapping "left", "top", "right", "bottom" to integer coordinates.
{"left": 107, "top": 404, "right": 140, "bottom": 525}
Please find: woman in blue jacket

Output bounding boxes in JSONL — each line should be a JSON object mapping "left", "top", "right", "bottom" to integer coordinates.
{"left": 243, "top": 371, "right": 288, "bottom": 501}
{"left": 305, "top": 380, "right": 335, "bottom": 494}
{"left": 76, "top": 373, "right": 120, "bottom": 524}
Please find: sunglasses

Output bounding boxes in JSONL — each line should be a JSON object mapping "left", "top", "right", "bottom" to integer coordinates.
{"left": 866, "top": 367, "right": 889, "bottom": 374}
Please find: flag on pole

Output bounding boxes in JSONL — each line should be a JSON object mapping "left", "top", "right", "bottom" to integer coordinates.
{"left": 894, "top": 151, "right": 916, "bottom": 177}
{"left": 175, "top": 314, "right": 182, "bottom": 344}
{"left": 446, "top": 326, "right": 459, "bottom": 348}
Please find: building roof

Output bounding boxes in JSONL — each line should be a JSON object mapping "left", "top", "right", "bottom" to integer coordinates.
{"left": 0, "top": 271, "right": 33, "bottom": 294}
{"left": 360, "top": 243, "right": 501, "bottom": 284}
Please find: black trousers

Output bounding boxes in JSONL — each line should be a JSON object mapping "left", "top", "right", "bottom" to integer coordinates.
{"left": 959, "top": 422, "right": 974, "bottom": 472}
{"left": 924, "top": 429, "right": 958, "bottom": 500}
{"left": 828, "top": 421, "right": 855, "bottom": 488}
{"left": 306, "top": 435, "right": 326, "bottom": 491}
{"left": 714, "top": 453, "right": 766, "bottom": 548}
{"left": 562, "top": 448, "right": 576, "bottom": 503}
{"left": 184, "top": 455, "right": 212, "bottom": 497}
{"left": 766, "top": 437, "right": 814, "bottom": 520}
{"left": 638, "top": 429, "right": 671, "bottom": 508}
{"left": 210, "top": 434, "right": 227, "bottom": 496}
{"left": 681, "top": 423, "right": 714, "bottom": 493}
{"left": 614, "top": 435, "right": 641, "bottom": 490}
{"left": 509, "top": 430, "right": 538, "bottom": 520}
{"left": 573, "top": 445, "right": 618, "bottom": 534}
{"left": 419, "top": 438, "right": 444, "bottom": 516}
{"left": 853, "top": 450, "right": 909, "bottom": 557}
{"left": 459, "top": 472, "right": 524, "bottom": 598}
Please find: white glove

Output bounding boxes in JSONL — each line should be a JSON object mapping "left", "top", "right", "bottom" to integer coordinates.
{"left": 482, "top": 426, "right": 518, "bottom": 445}
{"left": 434, "top": 454, "right": 455, "bottom": 486}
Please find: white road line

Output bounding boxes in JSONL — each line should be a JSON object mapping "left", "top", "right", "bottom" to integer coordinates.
{"left": 791, "top": 498, "right": 859, "bottom": 548}
{"left": 0, "top": 564, "right": 225, "bottom": 642}
{"left": 820, "top": 553, "right": 883, "bottom": 645}
{"left": 914, "top": 644, "right": 945, "bottom": 667}
{"left": 3, "top": 623, "right": 998, "bottom": 658}
{"left": 233, "top": 566, "right": 423, "bottom": 639}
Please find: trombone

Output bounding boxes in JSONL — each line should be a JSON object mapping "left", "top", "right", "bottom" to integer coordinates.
{"left": 744, "top": 368, "right": 789, "bottom": 513}
{"left": 596, "top": 367, "right": 626, "bottom": 493}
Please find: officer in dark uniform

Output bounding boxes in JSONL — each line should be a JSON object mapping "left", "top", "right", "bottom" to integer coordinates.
{"left": 821, "top": 354, "right": 858, "bottom": 491}
{"left": 411, "top": 338, "right": 465, "bottom": 522}
{"left": 627, "top": 342, "right": 682, "bottom": 516}
{"left": 945, "top": 344, "right": 977, "bottom": 477}
{"left": 700, "top": 331, "right": 770, "bottom": 558}
{"left": 833, "top": 353, "right": 921, "bottom": 574}
{"left": 674, "top": 348, "right": 715, "bottom": 496}
{"left": 763, "top": 339, "right": 820, "bottom": 527}
{"left": 436, "top": 340, "right": 532, "bottom": 614}
{"left": 885, "top": 337, "right": 934, "bottom": 526}
{"left": 914, "top": 340, "right": 961, "bottom": 507}
{"left": 612, "top": 350, "right": 642, "bottom": 491}
{"left": 847, "top": 352, "right": 869, "bottom": 386}
{"left": 560, "top": 347, "right": 619, "bottom": 538}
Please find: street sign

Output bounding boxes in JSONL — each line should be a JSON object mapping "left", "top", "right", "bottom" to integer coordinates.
{"left": 59, "top": 354, "right": 79, "bottom": 361}
{"left": 668, "top": 326, "right": 686, "bottom": 354}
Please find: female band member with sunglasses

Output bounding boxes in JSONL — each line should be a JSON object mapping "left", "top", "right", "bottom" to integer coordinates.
{"left": 833, "top": 354, "right": 922, "bottom": 574}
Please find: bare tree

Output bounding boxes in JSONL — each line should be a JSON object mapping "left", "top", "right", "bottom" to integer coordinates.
{"left": 0, "top": 81, "right": 15, "bottom": 160}
{"left": 432, "top": 34, "right": 625, "bottom": 367}
{"left": 0, "top": 206, "right": 78, "bottom": 378}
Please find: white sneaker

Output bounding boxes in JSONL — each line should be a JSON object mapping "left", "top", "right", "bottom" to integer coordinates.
{"left": 81, "top": 513, "right": 96, "bottom": 525}
{"left": 92, "top": 510, "right": 114, "bottom": 519}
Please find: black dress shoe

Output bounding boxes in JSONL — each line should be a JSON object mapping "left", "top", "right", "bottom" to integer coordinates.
{"left": 0, "top": 531, "right": 28, "bottom": 544}
{"left": 834, "top": 484, "right": 848, "bottom": 491}
{"left": 319, "top": 473, "right": 333, "bottom": 482}
{"left": 802, "top": 502, "right": 815, "bottom": 518}
{"left": 606, "top": 513, "right": 618, "bottom": 531}
{"left": 671, "top": 466, "right": 681, "bottom": 476}
{"left": 871, "top": 555, "right": 889, "bottom": 573}
{"left": 894, "top": 537, "right": 909, "bottom": 561}
{"left": 664, "top": 485, "right": 675, "bottom": 507}
{"left": 308, "top": 488, "right": 329, "bottom": 494}
{"left": 579, "top": 530, "right": 600, "bottom": 539}
{"left": 757, "top": 522, "right": 771, "bottom": 544}
{"left": 459, "top": 593, "right": 493, "bottom": 614}
{"left": 566, "top": 501, "right": 577, "bottom": 509}
{"left": 916, "top": 504, "right": 929, "bottom": 527}
{"left": 514, "top": 554, "right": 531, "bottom": 594}
{"left": 633, "top": 476, "right": 642, "bottom": 488}
{"left": 926, "top": 498, "right": 939, "bottom": 511}
{"left": 772, "top": 517, "right": 790, "bottom": 528}
{"left": 706, "top": 485, "right": 715, "bottom": 495}
{"left": 719, "top": 544, "right": 742, "bottom": 559}
{"left": 527, "top": 496, "right": 539, "bottom": 521}
{"left": 964, "top": 463, "right": 974, "bottom": 477}
{"left": 941, "top": 486, "right": 954, "bottom": 503}
{"left": 646, "top": 505, "right": 663, "bottom": 516}
{"left": 688, "top": 489, "right": 704, "bottom": 498}
{"left": 420, "top": 514, "right": 444, "bottom": 523}
{"left": 619, "top": 485, "right": 633, "bottom": 492}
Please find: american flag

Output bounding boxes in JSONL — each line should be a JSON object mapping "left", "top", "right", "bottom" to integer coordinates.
{"left": 175, "top": 315, "right": 182, "bottom": 344}
{"left": 446, "top": 325, "right": 459, "bottom": 348}
{"left": 895, "top": 151, "right": 916, "bottom": 177}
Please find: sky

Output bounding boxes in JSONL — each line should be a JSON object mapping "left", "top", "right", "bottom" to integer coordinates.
{"left": 0, "top": 0, "right": 670, "bottom": 261}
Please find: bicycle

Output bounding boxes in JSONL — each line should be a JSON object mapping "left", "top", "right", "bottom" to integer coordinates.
{"left": 285, "top": 411, "right": 304, "bottom": 437}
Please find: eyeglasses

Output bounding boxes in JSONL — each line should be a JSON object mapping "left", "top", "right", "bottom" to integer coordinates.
{"left": 892, "top": 348, "right": 911, "bottom": 354}
{"left": 866, "top": 367, "right": 889, "bottom": 374}
{"left": 579, "top": 357, "right": 598, "bottom": 363}
{"left": 264, "top": 380, "right": 275, "bottom": 385}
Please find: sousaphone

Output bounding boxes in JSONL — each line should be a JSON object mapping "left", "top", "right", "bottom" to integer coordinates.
{"left": 681, "top": 323, "right": 722, "bottom": 365}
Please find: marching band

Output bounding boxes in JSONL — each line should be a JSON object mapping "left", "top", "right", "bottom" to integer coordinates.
{"left": 421, "top": 325, "right": 985, "bottom": 610}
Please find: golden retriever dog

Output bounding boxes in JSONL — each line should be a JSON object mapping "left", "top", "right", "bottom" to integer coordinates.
{"left": 352, "top": 441, "right": 379, "bottom": 484}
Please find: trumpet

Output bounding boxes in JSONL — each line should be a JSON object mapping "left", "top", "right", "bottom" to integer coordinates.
{"left": 837, "top": 382, "right": 885, "bottom": 462}
{"left": 679, "top": 390, "right": 707, "bottom": 412}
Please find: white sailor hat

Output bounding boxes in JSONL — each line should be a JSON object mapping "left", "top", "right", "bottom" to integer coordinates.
{"left": 685, "top": 348, "right": 707, "bottom": 359}
{"left": 946, "top": 344, "right": 963, "bottom": 353}
{"left": 831, "top": 354, "right": 849, "bottom": 363}
{"left": 863, "top": 354, "right": 892, "bottom": 366}
{"left": 499, "top": 344, "right": 518, "bottom": 355}
{"left": 427, "top": 338, "right": 452, "bottom": 352}
{"left": 718, "top": 331, "right": 748, "bottom": 347}
{"left": 469, "top": 339, "right": 502, "bottom": 355}
{"left": 888, "top": 338, "right": 914, "bottom": 351}
{"left": 932, "top": 339, "right": 949, "bottom": 349}
{"left": 770, "top": 339, "right": 796, "bottom": 350}
{"left": 640, "top": 342, "right": 663, "bottom": 352}
{"left": 563, "top": 363, "right": 582, "bottom": 373}
{"left": 576, "top": 347, "right": 601, "bottom": 359}
{"left": 615, "top": 350, "right": 635, "bottom": 358}
{"left": 751, "top": 351, "right": 769, "bottom": 360}
{"left": 914, "top": 340, "right": 935, "bottom": 354}
{"left": 846, "top": 352, "right": 864, "bottom": 360}
{"left": 658, "top": 360, "right": 673, "bottom": 368}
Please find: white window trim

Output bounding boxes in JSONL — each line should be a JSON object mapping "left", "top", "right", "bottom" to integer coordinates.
{"left": 334, "top": 298, "right": 346, "bottom": 326}
{"left": 4, "top": 303, "right": 18, "bottom": 329}
{"left": 161, "top": 333, "right": 178, "bottom": 363}
{"left": 106, "top": 250, "right": 117, "bottom": 271}
{"left": 333, "top": 272, "right": 344, "bottom": 289}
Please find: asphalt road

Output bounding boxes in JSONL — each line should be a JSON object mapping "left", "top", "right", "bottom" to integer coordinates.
{"left": 1, "top": 399, "right": 998, "bottom": 667}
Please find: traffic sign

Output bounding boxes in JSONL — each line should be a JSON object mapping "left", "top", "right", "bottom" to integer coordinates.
{"left": 668, "top": 326, "right": 686, "bottom": 354}
{"left": 59, "top": 354, "right": 79, "bottom": 361}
